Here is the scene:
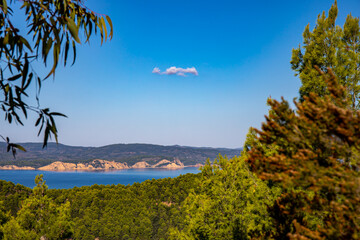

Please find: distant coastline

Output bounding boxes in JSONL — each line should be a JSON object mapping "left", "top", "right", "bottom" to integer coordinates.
{"left": 0, "top": 159, "right": 204, "bottom": 172}
{"left": 0, "top": 142, "right": 238, "bottom": 172}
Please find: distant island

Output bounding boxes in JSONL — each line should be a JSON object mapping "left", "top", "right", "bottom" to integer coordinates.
{"left": 0, "top": 143, "right": 241, "bottom": 171}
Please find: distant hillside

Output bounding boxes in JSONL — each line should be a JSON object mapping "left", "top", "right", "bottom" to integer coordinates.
{"left": 0, "top": 142, "right": 241, "bottom": 168}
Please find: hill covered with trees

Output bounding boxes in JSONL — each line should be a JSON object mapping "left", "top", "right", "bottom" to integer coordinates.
{"left": 0, "top": 142, "right": 240, "bottom": 168}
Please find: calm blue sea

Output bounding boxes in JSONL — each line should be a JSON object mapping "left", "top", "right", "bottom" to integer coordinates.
{"left": 0, "top": 168, "right": 200, "bottom": 189}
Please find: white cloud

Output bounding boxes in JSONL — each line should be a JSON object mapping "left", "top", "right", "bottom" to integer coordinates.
{"left": 152, "top": 67, "right": 161, "bottom": 74}
{"left": 176, "top": 72, "right": 186, "bottom": 77}
{"left": 152, "top": 66, "right": 198, "bottom": 76}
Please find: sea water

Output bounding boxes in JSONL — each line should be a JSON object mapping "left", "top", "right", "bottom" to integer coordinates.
{"left": 0, "top": 168, "right": 200, "bottom": 189}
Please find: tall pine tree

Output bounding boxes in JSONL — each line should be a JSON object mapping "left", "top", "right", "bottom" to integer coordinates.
{"left": 337, "top": 14, "right": 360, "bottom": 109}
{"left": 291, "top": 1, "right": 360, "bottom": 109}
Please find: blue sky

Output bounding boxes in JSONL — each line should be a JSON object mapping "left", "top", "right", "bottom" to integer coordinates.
{"left": 2, "top": 0, "right": 360, "bottom": 148}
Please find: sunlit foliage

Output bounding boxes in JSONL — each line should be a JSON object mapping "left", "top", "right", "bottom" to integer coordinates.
{"left": 169, "top": 155, "right": 280, "bottom": 240}
{"left": 1, "top": 175, "right": 73, "bottom": 239}
{"left": 291, "top": 1, "right": 360, "bottom": 109}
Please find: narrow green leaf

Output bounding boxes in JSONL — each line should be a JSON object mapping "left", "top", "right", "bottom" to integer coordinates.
{"left": 66, "top": 17, "right": 81, "bottom": 43}
{"left": 7, "top": 113, "right": 12, "bottom": 123}
{"left": 43, "top": 126, "right": 49, "bottom": 148}
{"left": 3, "top": 32, "right": 9, "bottom": 44}
{"left": 13, "top": 112, "right": 23, "bottom": 125}
{"left": 23, "top": 72, "right": 33, "bottom": 91}
{"left": 72, "top": 40, "right": 76, "bottom": 65}
{"left": 20, "top": 36, "right": 32, "bottom": 51}
{"left": 50, "top": 112, "right": 67, "bottom": 117}
{"left": 37, "top": 119, "right": 44, "bottom": 136}
{"left": 37, "top": 77, "right": 41, "bottom": 93}
{"left": 97, "top": 18, "right": 104, "bottom": 44}
{"left": 101, "top": 17, "right": 107, "bottom": 40}
{"left": 44, "top": 38, "right": 53, "bottom": 63}
{"left": 2, "top": 0, "right": 7, "bottom": 14}
{"left": 64, "top": 39, "right": 69, "bottom": 66}
{"left": 20, "top": 103, "right": 27, "bottom": 118}
{"left": 106, "top": 15, "right": 113, "bottom": 39}
{"left": 35, "top": 115, "right": 41, "bottom": 127}
{"left": 12, "top": 144, "right": 26, "bottom": 152}
{"left": 22, "top": 54, "right": 29, "bottom": 84}
{"left": 8, "top": 74, "right": 22, "bottom": 81}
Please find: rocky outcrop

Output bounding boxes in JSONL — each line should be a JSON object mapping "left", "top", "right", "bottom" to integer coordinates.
{"left": 188, "top": 163, "right": 204, "bottom": 168}
{"left": 1, "top": 158, "right": 186, "bottom": 171}
{"left": 161, "top": 162, "right": 183, "bottom": 169}
{"left": 147, "top": 159, "right": 184, "bottom": 169}
{"left": 38, "top": 159, "right": 129, "bottom": 171}
{"left": 173, "top": 157, "right": 185, "bottom": 167}
{"left": 38, "top": 161, "right": 76, "bottom": 171}
{"left": 0, "top": 165, "right": 35, "bottom": 170}
{"left": 152, "top": 159, "right": 172, "bottom": 168}
{"left": 91, "top": 159, "right": 129, "bottom": 170}
{"left": 131, "top": 159, "right": 184, "bottom": 169}
{"left": 131, "top": 161, "right": 151, "bottom": 168}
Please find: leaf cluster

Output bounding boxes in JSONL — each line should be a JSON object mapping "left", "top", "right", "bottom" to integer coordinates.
{"left": 0, "top": 0, "right": 113, "bottom": 152}
{"left": 169, "top": 155, "right": 280, "bottom": 240}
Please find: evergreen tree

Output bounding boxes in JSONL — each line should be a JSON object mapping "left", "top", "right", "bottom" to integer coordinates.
{"left": 337, "top": 14, "right": 360, "bottom": 109}
{"left": 291, "top": 1, "right": 360, "bottom": 109}
{"left": 1, "top": 175, "right": 74, "bottom": 239}
{"left": 247, "top": 68, "right": 360, "bottom": 239}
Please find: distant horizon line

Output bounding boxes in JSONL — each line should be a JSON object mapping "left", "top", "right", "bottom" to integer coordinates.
{"left": 0, "top": 141, "right": 242, "bottom": 150}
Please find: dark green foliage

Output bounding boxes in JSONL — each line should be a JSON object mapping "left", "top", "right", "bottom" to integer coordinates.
{"left": 61, "top": 173, "right": 199, "bottom": 240}
{"left": 0, "top": 180, "right": 31, "bottom": 216}
{"left": 1, "top": 175, "right": 73, "bottom": 239}
{"left": 0, "top": 173, "right": 200, "bottom": 239}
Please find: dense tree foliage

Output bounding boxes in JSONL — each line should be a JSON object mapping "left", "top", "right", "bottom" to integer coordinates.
{"left": 247, "top": 68, "right": 360, "bottom": 239}
{"left": 0, "top": 173, "right": 200, "bottom": 239}
{"left": 0, "top": 179, "right": 31, "bottom": 216}
{"left": 291, "top": 1, "right": 360, "bottom": 109}
{"left": 0, "top": 0, "right": 112, "bottom": 154}
{"left": 1, "top": 175, "right": 73, "bottom": 239}
{"left": 169, "top": 155, "right": 280, "bottom": 240}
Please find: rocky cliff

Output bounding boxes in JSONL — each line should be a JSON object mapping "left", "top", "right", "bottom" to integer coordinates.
{"left": 0, "top": 165, "right": 35, "bottom": 170}
{"left": 38, "top": 159, "right": 129, "bottom": 171}
{"left": 131, "top": 161, "right": 151, "bottom": 168}
{"left": 13, "top": 158, "right": 187, "bottom": 171}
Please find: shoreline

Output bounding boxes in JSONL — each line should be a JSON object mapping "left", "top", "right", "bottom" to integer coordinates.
{"left": 0, "top": 162, "right": 204, "bottom": 172}
{"left": 0, "top": 166, "right": 201, "bottom": 172}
